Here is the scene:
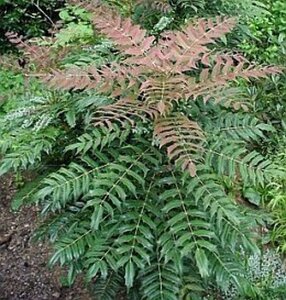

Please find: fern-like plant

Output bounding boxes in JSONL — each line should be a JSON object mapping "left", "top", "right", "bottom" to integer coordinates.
{"left": 0, "top": 0, "right": 284, "bottom": 299}
{"left": 44, "top": 1, "right": 280, "bottom": 177}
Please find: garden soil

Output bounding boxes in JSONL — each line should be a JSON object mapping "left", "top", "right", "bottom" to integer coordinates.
{"left": 0, "top": 175, "right": 93, "bottom": 300}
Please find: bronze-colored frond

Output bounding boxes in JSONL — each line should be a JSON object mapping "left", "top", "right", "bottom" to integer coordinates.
{"left": 140, "top": 74, "right": 189, "bottom": 114}
{"left": 187, "top": 56, "right": 281, "bottom": 102}
{"left": 159, "top": 17, "right": 237, "bottom": 72}
{"left": 5, "top": 32, "right": 66, "bottom": 71}
{"left": 91, "top": 5, "right": 155, "bottom": 57}
{"left": 92, "top": 99, "right": 159, "bottom": 128}
{"left": 38, "top": 3, "right": 281, "bottom": 131}
{"left": 44, "top": 64, "right": 141, "bottom": 94}
{"left": 45, "top": 68, "right": 94, "bottom": 90}
{"left": 154, "top": 114, "right": 205, "bottom": 176}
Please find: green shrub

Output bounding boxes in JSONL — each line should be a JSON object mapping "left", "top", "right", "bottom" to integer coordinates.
{"left": 1, "top": 1, "right": 285, "bottom": 299}
{"left": 239, "top": 0, "right": 286, "bottom": 255}
{"left": 221, "top": 249, "right": 286, "bottom": 299}
{"left": 0, "top": 68, "right": 24, "bottom": 111}
{"left": 260, "top": 135, "right": 286, "bottom": 254}
{"left": 240, "top": 0, "right": 286, "bottom": 63}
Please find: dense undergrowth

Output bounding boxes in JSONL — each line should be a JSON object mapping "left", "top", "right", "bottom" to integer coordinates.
{"left": 0, "top": 0, "right": 65, "bottom": 54}
{"left": 1, "top": 0, "right": 286, "bottom": 299}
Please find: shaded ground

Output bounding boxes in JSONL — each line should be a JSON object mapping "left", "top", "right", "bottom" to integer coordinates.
{"left": 0, "top": 175, "right": 92, "bottom": 300}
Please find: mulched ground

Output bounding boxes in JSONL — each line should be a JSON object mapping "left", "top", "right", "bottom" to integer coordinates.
{"left": 0, "top": 175, "right": 92, "bottom": 300}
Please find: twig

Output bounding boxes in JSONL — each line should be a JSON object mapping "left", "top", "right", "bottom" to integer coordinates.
{"left": 32, "top": 0, "right": 56, "bottom": 28}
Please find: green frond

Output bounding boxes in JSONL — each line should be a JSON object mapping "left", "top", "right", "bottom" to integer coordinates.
{"left": 210, "top": 251, "right": 247, "bottom": 291}
{"left": 49, "top": 220, "right": 96, "bottom": 266}
{"left": 65, "top": 125, "right": 131, "bottom": 155}
{"left": 83, "top": 149, "right": 152, "bottom": 230}
{"left": 140, "top": 246, "right": 181, "bottom": 300}
{"left": 207, "top": 111, "right": 275, "bottom": 142}
{"left": 0, "top": 129, "right": 60, "bottom": 176}
{"left": 206, "top": 141, "right": 283, "bottom": 186}
{"left": 159, "top": 172, "right": 217, "bottom": 278}
{"left": 36, "top": 162, "right": 102, "bottom": 211}
{"left": 116, "top": 182, "right": 156, "bottom": 288}
{"left": 188, "top": 169, "right": 260, "bottom": 254}
{"left": 84, "top": 236, "right": 119, "bottom": 280}
{"left": 92, "top": 272, "right": 123, "bottom": 300}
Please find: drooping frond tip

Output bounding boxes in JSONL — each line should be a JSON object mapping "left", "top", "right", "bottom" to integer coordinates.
{"left": 91, "top": 6, "right": 155, "bottom": 57}
{"left": 92, "top": 99, "right": 160, "bottom": 129}
{"left": 154, "top": 114, "right": 205, "bottom": 176}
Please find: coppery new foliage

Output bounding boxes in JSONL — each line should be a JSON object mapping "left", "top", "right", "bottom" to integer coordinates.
{"left": 43, "top": 1, "right": 280, "bottom": 176}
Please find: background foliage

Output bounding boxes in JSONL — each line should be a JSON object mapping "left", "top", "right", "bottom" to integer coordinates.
{"left": 240, "top": 0, "right": 286, "bottom": 63}
{"left": 239, "top": 0, "right": 286, "bottom": 258}
{"left": 0, "top": 0, "right": 65, "bottom": 53}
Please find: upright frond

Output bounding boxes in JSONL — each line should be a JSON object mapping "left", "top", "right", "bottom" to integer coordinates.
{"left": 187, "top": 170, "right": 259, "bottom": 252}
{"left": 154, "top": 114, "right": 205, "bottom": 176}
{"left": 159, "top": 17, "right": 237, "bottom": 72}
{"left": 84, "top": 153, "right": 148, "bottom": 230}
{"left": 160, "top": 173, "right": 217, "bottom": 274}
{"left": 116, "top": 182, "right": 156, "bottom": 288}
{"left": 90, "top": 4, "right": 155, "bottom": 57}
{"left": 84, "top": 224, "right": 120, "bottom": 281}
